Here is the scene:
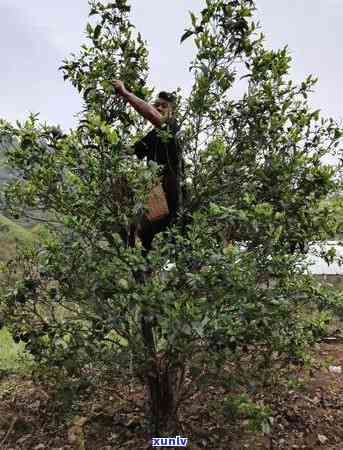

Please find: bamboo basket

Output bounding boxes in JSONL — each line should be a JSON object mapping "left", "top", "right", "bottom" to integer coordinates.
{"left": 146, "top": 182, "right": 169, "bottom": 222}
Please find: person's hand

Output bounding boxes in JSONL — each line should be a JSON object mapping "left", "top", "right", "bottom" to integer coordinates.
{"left": 113, "top": 80, "right": 127, "bottom": 97}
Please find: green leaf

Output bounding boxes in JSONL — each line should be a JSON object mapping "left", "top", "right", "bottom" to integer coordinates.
{"left": 181, "top": 29, "right": 194, "bottom": 43}
{"left": 240, "top": 7, "right": 252, "bottom": 18}
{"left": 118, "top": 279, "right": 129, "bottom": 290}
{"left": 224, "top": 5, "right": 233, "bottom": 17}
{"left": 201, "top": 63, "right": 209, "bottom": 77}
{"left": 100, "top": 80, "right": 115, "bottom": 94}
{"left": 94, "top": 24, "right": 102, "bottom": 40}
{"left": 86, "top": 23, "right": 93, "bottom": 36}
{"left": 83, "top": 86, "right": 95, "bottom": 99}
{"left": 190, "top": 11, "right": 197, "bottom": 27}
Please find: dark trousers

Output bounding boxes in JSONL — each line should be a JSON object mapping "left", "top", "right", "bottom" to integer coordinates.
{"left": 136, "top": 214, "right": 174, "bottom": 254}
{"left": 119, "top": 213, "right": 174, "bottom": 255}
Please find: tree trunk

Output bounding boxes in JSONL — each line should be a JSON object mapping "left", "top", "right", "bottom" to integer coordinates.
{"left": 141, "top": 318, "right": 184, "bottom": 434}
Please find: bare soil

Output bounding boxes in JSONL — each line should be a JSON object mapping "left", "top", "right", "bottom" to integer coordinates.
{"left": 1, "top": 340, "right": 343, "bottom": 450}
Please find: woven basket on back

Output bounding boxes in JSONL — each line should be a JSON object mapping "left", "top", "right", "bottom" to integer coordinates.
{"left": 111, "top": 176, "right": 169, "bottom": 223}
{"left": 146, "top": 182, "right": 169, "bottom": 222}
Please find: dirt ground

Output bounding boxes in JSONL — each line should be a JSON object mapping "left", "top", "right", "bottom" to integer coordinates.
{"left": 0, "top": 339, "right": 343, "bottom": 450}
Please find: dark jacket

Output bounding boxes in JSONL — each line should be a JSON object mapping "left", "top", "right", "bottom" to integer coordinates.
{"left": 134, "top": 120, "right": 181, "bottom": 218}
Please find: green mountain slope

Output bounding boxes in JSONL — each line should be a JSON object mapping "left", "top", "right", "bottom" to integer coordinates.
{"left": 0, "top": 214, "right": 37, "bottom": 263}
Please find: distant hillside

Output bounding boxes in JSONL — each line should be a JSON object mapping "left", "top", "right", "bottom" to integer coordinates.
{"left": 0, "top": 214, "right": 38, "bottom": 263}
{"left": 0, "top": 136, "right": 48, "bottom": 227}
{"left": 0, "top": 136, "right": 19, "bottom": 184}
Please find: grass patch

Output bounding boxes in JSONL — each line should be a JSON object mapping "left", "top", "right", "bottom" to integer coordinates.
{"left": 0, "top": 328, "right": 33, "bottom": 375}
{"left": 0, "top": 214, "right": 38, "bottom": 263}
{"left": 0, "top": 214, "right": 36, "bottom": 243}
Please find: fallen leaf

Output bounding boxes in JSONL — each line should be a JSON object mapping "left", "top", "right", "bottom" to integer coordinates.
{"left": 33, "top": 444, "right": 45, "bottom": 450}
{"left": 68, "top": 416, "right": 88, "bottom": 450}
{"left": 329, "top": 366, "right": 342, "bottom": 374}
{"left": 317, "top": 434, "right": 328, "bottom": 444}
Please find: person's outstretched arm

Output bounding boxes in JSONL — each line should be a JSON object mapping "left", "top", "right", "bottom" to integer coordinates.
{"left": 113, "top": 80, "right": 163, "bottom": 128}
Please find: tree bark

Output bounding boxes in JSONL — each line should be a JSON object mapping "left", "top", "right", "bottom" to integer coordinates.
{"left": 141, "top": 318, "right": 184, "bottom": 434}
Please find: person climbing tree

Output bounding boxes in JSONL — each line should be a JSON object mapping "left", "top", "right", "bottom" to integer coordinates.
{"left": 113, "top": 80, "right": 182, "bottom": 254}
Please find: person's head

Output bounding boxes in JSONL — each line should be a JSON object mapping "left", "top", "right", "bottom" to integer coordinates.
{"left": 153, "top": 91, "right": 177, "bottom": 118}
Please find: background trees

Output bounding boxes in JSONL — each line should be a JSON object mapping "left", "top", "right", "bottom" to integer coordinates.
{"left": 0, "top": 0, "right": 342, "bottom": 436}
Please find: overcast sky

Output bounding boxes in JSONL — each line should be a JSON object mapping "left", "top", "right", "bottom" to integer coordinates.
{"left": 0, "top": 0, "right": 342, "bottom": 132}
